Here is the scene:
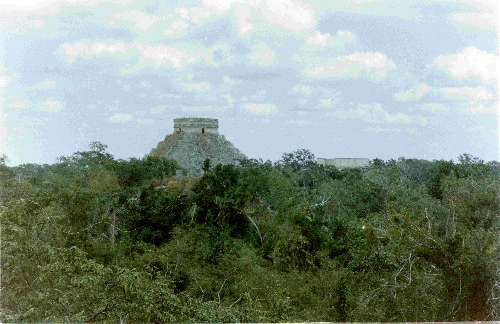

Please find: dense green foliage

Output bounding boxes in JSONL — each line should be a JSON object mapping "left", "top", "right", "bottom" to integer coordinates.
{"left": 1, "top": 145, "right": 499, "bottom": 322}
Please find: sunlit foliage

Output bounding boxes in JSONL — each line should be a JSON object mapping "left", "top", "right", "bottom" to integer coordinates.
{"left": 1, "top": 144, "right": 498, "bottom": 322}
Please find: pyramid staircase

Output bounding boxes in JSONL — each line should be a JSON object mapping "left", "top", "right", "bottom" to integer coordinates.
{"left": 148, "top": 118, "right": 246, "bottom": 174}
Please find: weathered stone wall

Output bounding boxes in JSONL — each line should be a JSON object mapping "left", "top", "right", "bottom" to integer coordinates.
{"left": 317, "top": 158, "right": 370, "bottom": 169}
{"left": 150, "top": 118, "right": 246, "bottom": 175}
{"left": 173, "top": 118, "right": 219, "bottom": 134}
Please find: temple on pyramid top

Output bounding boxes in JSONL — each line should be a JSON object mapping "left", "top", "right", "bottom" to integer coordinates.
{"left": 149, "top": 118, "right": 246, "bottom": 176}
{"left": 174, "top": 118, "right": 219, "bottom": 134}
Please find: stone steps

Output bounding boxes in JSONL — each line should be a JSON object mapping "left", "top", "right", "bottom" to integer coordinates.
{"left": 148, "top": 118, "right": 246, "bottom": 174}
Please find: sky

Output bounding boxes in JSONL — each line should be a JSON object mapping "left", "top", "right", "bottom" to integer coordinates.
{"left": 0, "top": 0, "right": 499, "bottom": 166}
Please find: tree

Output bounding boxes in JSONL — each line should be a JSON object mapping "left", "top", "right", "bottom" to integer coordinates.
{"left": 426, "top": 160, "right": 455, "bottom": 200}
{"left": 54, "top": 141, "right": 114, "bottom": 178}
{"left": 371, "top": 158, "right": 385, "bottom": 167}
{"left": 110, "top": 156, "right": 180, "bottom": 188}
{"left": 276, "top": 149, "right": 315, "bottom": 171}
{"left": 0, "top": 154, "right": 8, "bottom": 165}
{"left": 119, "top": 184, "right": 189, "bottom": 246}
{"left": 455, "top": 153, "right": 490, "bottom": 179}
{"left": 0, "top": 154, "right": 14, "bottom": 183}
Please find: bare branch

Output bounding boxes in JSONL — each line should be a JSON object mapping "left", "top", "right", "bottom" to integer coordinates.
{"left": 217, "top": 279, "right": 227, "bottom": 306}
{"left": 228, "top": 294, "right": 243, "bottom": 309}
{"left": 85, "top": 305, "right": 109, "bottom": 322}
{"left": 312, "top": 195, "right": 331, "bottom": 208}
{"left": 246, "top": 214, "right": 263, "bottom": 244}
{"left": 190, "top": 271, "right": 204, "bottom": 299}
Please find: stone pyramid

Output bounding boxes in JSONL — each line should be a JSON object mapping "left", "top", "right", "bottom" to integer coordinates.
{"left": 149, "top": 118, "right": 247, "bottom": 175}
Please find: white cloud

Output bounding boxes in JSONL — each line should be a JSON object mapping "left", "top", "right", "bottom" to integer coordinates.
{"left": 137, "top": 118, "right": 154, "bottom": 125}
{"left": 365, "top": 126, "right": 401, "bottom": 133}
{"left": 56, "top": 41, "right": 232, "bottom": 72}
{"left": 284, "top": 119, "right": 315, "bottom": 126}
{"left": 222, "top": 94, "right": 235, "bottom": 106}
{"left": 0, "top": 0, "right": 55, "bottom": 32}
{"left": 107, "top": 113, "right": 133, "bottom": 123}
{"left": 30, "top": 79, "right": 56, "bottom": 91}
{"left": 223, "top": 75, "right": 241, "bottom": 86}
{"left": 7, "top": 101, "right": 29, "bottom": 109}
{"left": 137, "top": 81, "right": 151, "bottom": 88}
{"left": 247, "top": 41, "right": 277, "bottom": 66}
{"left": 433, "top": 0, "right": 498, "bottom": 14}
{"left": 385, "top": 113, "right": 411, "bottom": 124}
{"left": 328, "top": 103, "right": 384, "bottom": 122}
{"left": 172, "top": 0, "right": 316, "bottom": 38}
{"left": 250, "top": 89, "right": 266, "bottom": 101}
{"left": 305, "top": 52, "right": 396, "bottom": 80}
{"left": 288, "top": 84, "right": 342, "bottom": 110}
{"left": 107, "top": 10, "right": 158, "bottom": 32}
{"left": 438, "top": 86, "right": 494, "bottom": 102}
{"left": 181, "top": 81, "right": 212, "bottom": 93}
{"left": 242, "top": 103, "right": 278, "bottom": 115}
{"left": 417, "top": 103, "right": 450, "bottom": 112}
{"left": 36, "top": 99, "right": 64, "bottom": 112}
{"left": 151, "top": 105, "right": 167, "bottom": 114}
{"left": 452, "top": 12, "right": 498, "bottom": 32}
{"left": 418, "top": 98, "right": 497, "bottom": 116}
{"left": 0, "top": 69, "right": 17, "bottom": 90}
{"left": 318, "top": 98, "right": 338, "bottom": 108}
{"left": 176, "top": 6, "right": 214, "bottom": 24}
{"left": 336, "top": 30, "right": 356, "bottom": 41}
{"left": 0, "top": 0, "right": 132, "bottom": 12}
{"left": 429, "top": 46, "right": 498, "bottom": 85}
{"left": 327, "top": 103, "right": 426, "bottom": 125}
{"left": 394, "top": 83, "right": 432, "bottom": 101}
{"left": 56, "top": 41, "right": 130, "bottom": 63}
{"left": 233, "top": 3, "right": 253, "bottom": 36}
{"left": 56, "top": 41, "right": 168, "bottom": 66}
{"left": 294, "top": 30, "right": 357, "bottom": 68}
{"left": 201, "top": 0, "right": 242, "bottom": 13}
{"left": 405, "top": 85, "right": 496, "bottom": 114}
{"left": 180, "top": 104, "right": 227, "bottom": 112}
{"left": 304, "top": 30, "right": 356, "bottom": 49}
{"left": 466, "top": 103, "right": 498, "bottom": 115}
{"left": 305, "top": 30, "right": 330, "bottom": 47}
{"left": 25, "top": 19, "right": 45, "bottom": 28}
{"left": 260, "top": 0, "right": 317, "bottom": 33}
{"left": 132, "top": 44, "right": 197, "bottom": 69}
{"left": 288, "top": 84, "right": 341, "bottom": 99}
{"left": 355, "top": 103, "right": 384, "bottom": 122}
{"left": 289, "top": 84, "right": 315, "bottom": 97}
{"left": 163, "top": 20, "right": 190, "bottom": 36}
{"left": 418, "top": 100, "right": 497, "bottom": 115}
{"left": 311, "top": 0, "right": 496, "bottom": 23}
{"left": 415, "top": 116, "right": 428, "bottom": 125}
{"left": 1, "top": 17, "right": 46, "bottom": 34}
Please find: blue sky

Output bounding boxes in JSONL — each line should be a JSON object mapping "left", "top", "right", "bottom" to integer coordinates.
{"left": 1, "top": 0, "right": 498, "bottom": 166}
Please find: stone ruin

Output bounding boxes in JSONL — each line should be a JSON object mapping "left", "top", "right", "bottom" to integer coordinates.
{"left": 317, "top": 158, "right": 370, "bottom": 169}
{"left": 149, "top": 118, "right": 247, "bottom": 176}
{"left": 149, "top": 117, "right": 370, "bottom": 175}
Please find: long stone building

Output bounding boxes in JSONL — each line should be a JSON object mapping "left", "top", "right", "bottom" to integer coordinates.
{"left": 317, "top": 158, "right": 370, "bottom": 169}
{"left": 149, "top": 118, "right": 246, "bottom": 175}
